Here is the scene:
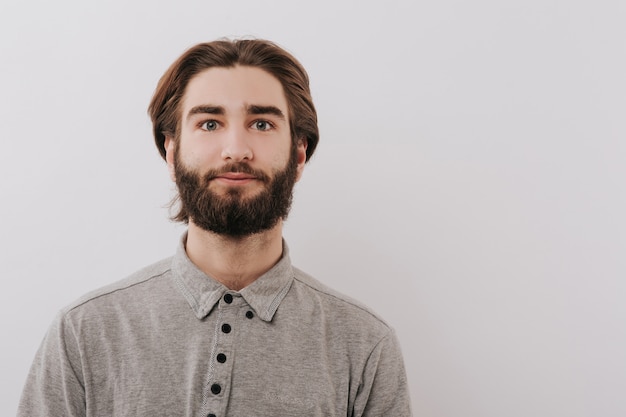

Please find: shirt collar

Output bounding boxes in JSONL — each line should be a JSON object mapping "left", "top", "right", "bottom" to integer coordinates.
{"left": 171, "top": 232, "right": 294, "bottom": 322}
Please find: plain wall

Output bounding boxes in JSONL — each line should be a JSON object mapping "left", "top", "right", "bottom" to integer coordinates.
{"left": 1, "top": 0, "right": 625, "bottom": 415}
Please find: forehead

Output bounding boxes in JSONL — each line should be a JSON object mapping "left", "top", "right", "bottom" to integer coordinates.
{"left": 181, "top": 65, "right": 288, "bottom": 116}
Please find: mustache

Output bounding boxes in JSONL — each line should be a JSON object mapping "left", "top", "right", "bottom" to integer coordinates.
{"left": 202, "top": 162, "right": 270, "bottom": 183}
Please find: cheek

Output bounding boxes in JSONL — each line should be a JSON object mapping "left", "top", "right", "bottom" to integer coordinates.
{"left": 263, "top": 141, "right": 293, "bottom": 168}
{"left": 178, "top": 137, "right": 221, "bottom": 169}
{"left": 270, "top": 151, "right": 289, "bottom": 168}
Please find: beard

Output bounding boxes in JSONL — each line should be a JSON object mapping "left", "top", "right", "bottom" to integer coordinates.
{"left": 173, "top": 144, "right": 299, "bottom": 237}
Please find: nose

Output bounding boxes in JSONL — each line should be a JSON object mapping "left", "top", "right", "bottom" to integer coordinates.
{"left": 221, "top": 125, "right": 253, "bottom": 162}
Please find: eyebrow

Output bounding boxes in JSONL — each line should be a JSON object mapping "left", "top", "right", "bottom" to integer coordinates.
{"left": 247, "top": 105, "right": 285, "bottom": 120}
{"left": 186, "top": 104, "right": 286, "bottom": 121}
{"left": 187, "top": 105, "right": 225, "bottom": 120}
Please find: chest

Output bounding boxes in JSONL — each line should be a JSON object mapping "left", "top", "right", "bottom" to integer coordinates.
{"left": 79, "top": 302, "right": 357, "bottom": 417}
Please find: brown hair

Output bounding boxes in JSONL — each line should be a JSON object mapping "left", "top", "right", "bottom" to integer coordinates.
{"left": 148, "top": 39, "right": 319, "bottom": 161}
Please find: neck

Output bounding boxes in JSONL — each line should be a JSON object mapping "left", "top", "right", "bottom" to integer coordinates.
{"left": 184, "top": 221, "right": 284, "bottom": 291}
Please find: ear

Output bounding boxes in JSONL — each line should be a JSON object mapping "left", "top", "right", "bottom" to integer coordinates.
{"left": 295, "top": 138, "right": 308, "bottom": 182}
{"left": 164, "top": 136, "right": 176, "bottom": 182}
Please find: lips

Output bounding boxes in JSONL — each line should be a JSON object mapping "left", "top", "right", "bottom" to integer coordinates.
{"left": 211, "top": 172, "right": 260, "bottom": 186}
{"left": 216, "top": 172, "right": 257, "bottom": 180}
{"left": 203, "top": 163, "right": 270, "bottom": 184}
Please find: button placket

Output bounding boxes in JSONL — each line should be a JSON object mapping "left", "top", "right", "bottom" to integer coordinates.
{"left": 202, "top": 294, "right": 241, "bottom": 417}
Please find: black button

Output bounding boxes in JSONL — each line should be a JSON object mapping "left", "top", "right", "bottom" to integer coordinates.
{"left": 208, "top": 414, "right": 216, "bottom": 417}
{"left": 211, "top": 383, "right": 221, "bottom": 395}
{"left": 221, "top": 323, "right": 231, "bottom": 333}
{"left": 217, "top": 353, "right": 227, "bottom": 363}
{"left": 246, "top": 311, "right": 254, "bottom": 319}
{"left": 224, "top": 294, "right": 233, "bottom": 304}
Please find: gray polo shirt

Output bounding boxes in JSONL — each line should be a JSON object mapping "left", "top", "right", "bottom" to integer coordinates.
{"left": 18, "top": 237, "right": 412, "bottom": 417}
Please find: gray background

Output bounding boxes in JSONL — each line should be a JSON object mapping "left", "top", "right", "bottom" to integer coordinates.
{"left": 2, "top": 0, "right": 625, "bottom": 415}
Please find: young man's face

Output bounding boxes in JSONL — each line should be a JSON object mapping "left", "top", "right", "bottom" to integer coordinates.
{"left": 165, "top": 65, "right": 307, "bottom": 236}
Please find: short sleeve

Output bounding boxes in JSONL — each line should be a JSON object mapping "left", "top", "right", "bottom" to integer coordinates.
{"left": 353, "top": 329, "right": 412, "bottom": 417}
{"left": 17, "top": 311, "right": 86, "bottom": 417}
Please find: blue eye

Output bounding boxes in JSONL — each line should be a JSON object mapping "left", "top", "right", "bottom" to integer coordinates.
{"left": 254, "top": 120, "right": 272, "bottom": 131}
{"left": 201, "top": 120, "right": 218, "bottom": 131}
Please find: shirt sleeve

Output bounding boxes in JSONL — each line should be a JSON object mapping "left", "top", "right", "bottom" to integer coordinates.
{"left": 17, "top": 311, "right": 86, "bottom": 417}
{"left": 353, "top": 329, "right": 413, "bottom": 417}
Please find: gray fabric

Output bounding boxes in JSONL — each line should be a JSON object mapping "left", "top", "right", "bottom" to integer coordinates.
{"left": 18, "top": 236, "right": 412, "bottom": 416}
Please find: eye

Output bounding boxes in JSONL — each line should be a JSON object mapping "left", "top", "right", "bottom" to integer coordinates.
{"left": 252, "top": 120, "right": 274, "bottom": 131}
{"left": 200, "top": 120, "right": 219, "bottom": 131}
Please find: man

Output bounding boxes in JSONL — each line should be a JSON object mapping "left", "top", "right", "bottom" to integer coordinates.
{"left": 18, "top": 39, "right": 412, "bottom": 416}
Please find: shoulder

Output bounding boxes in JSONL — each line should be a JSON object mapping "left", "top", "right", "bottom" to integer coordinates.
{"left": 289, "top": 266, "right": 394, "bottom": 339}
{"left": 61, "top": 257, "right": 174, "bottom": 317}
